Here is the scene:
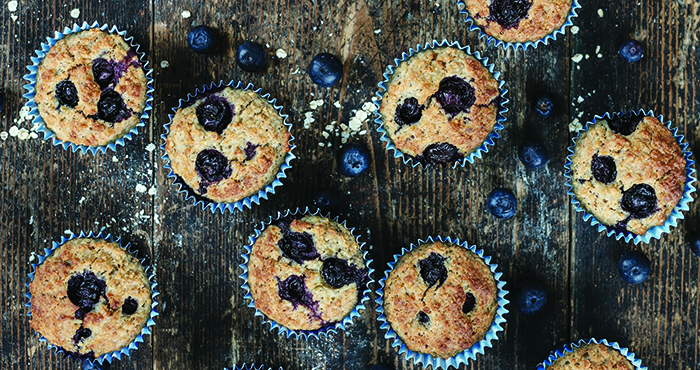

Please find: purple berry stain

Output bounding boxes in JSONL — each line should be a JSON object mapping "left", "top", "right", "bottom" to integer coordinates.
{"left": 418, "top": 252, "right": 448, "bottom": 289}
{"left": 621, "top": 183, "right": 658, "bottom": 219}
{"left": 591, "top": 154, "right": 617, "bottom": 184}
{"left": 92, "top": 58, "right": 115, "bottom": 90}
{"left": 244, "top": 141, "right": 259, "bottom": 161}
{"left": 433, "top": 76, "right": 476, "bottom": 116}
{"left": 321, "top": 257, "right": 368, "bottom": 289}
{"left": 462, "top": 292, "right": 476, "bottom": 314}
{"left": 67, "top": 270, "right": 107, "bottom": 320}
{"left": 277, "top": 274, "right": 318, "bottom": 314}
{"left": 394, "top": 97, "right": 423, "bottom": 129}
{"left": 419, "top": 142, "right": 463, "bottom": 166}
{"left": 122, "top": 297, "right": 138, "bottom": 315}
{"left": 195, "top": 148, "right": 232, "bottom": 193}
{"left": 608, "top": 113, "right": 643, "bottom": 135}
{"left": 56, "top": 79, "right": 79, "bottom": 108}
{"left": 489, "top": 0, "right": 533, "bottom": 29}
{"left": 196, "top": 95, "right": 233, "bottom": 134}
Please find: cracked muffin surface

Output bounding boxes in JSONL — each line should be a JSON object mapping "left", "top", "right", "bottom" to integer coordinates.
{"left": 34, "top": 28, "right": 148, "bottom": 147}
{"left": 547, "top": 343, "right": 635, "bottom": 370}
{"left": 165, "top": 86, "right": 291, "bottom": 204}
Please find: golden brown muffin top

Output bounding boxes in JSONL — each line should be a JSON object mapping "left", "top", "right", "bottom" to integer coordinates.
{"left": 547, "top": 343, "right": 635, "bottom": 370}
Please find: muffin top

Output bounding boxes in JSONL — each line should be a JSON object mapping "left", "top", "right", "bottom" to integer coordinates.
{"left": 570, "top": 114, "right": 686, "bottom": 235}
{"left": 547, "top": 343, "right": 635, "bottom": 370}
{"left": 246, "top": 215, "right": 368, "bottom": 331}
{"left": 379, "top": 46, "right": 501, "bottom": 166}
{"left": 383, "top": 240, "right": 498, "bottom": 358}
{"left": 34, "top": 28, "right": 148, "bottom": 147}
{"left": 463, "top": 0, "right": 574, "bottom": 44}
{"left": 29, "top": 238, "right": 152, "bottom": 358}
{"left": 165, "top": 87, "right": 291, "bottom": 204}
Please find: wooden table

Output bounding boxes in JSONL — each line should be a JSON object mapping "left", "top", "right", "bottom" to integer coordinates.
{"left": 1, "top": 0, "right": 699, "bottom": 369}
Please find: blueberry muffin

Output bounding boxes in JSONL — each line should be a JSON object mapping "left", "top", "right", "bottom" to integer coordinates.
{"left": 569, "top": 113, "right": 686, "bottom": 236}
{"left": 378, "top": 46, "right": 501, "bottom": 166}
{"left": 165, "top": 86, "right": 291, "bottom": 204}
{"left": 28, "top": 238, "right": 152, "bottom": 359}
{"left": 546, "top": 343, "right": 635, "bottom": 370}
{"left": 34, "top": 28, "right": 148, "bottom": 147}
{"left": 246, "top": 215, "right": 369, "bottom": 331}
{"left": 462, "top": 0, "right": 574, "bottom": 44}
{"left": 383, "top": 240, "right": 498, "bottom": 358}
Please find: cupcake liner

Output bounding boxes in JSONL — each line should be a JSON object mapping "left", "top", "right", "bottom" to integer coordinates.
{"left": 375, "top": 235, "right": 509, "bottom": 369}
{"left": 160, "top": 80, "right": 296, "bottom": 214}
{"left": 225, "top": 364, "right": 283, "bottom": 370}
{"left": 238, "top": 207, "right": 374, "bottom": 340}
{"left": 373, "top": 39, "right": 509, "bottom": 169}
{"left": 564, "top": 110, "right": 696, "bottom": 244}
{"left": 457, "top": 0, "right": 581, "bottom": 51}
{"left": 22, "top": 21, "right": 154, "bottom": 154}
{"left": 25, "top": 231, "right": 159, "bottom": 365}
{"left": 538, "top": 338, "right": 647, "bottom": 370}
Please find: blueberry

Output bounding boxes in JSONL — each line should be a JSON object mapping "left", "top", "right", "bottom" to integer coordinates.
{"left": 486, "top": 188, "right": 517, "bottom": 219}
{"left": 419, "top": 142, "right": 463, "bottom": 166}
{"left": 236, "top": 41, "right": 267, "bottom": 72}
{"left": 514, "top": 280, "right": 547, "bottom": 315}
{"left": 688, "top": 232, "right": 700, "bottom": 257}
{"left": 518, "top": 141, "right": 548, "bottom": 169}
{"left": 308, "top": 53, "right": 343, "bottom": 87}
{"left": 418, "top": 252, "right": 448, "bottom": 289}
{"left": 488, "top": 0, "right": 533, "bottom": 29}
{"left": 188, "top": 25, "right": 217, "bottom": 53}
{"left": 394, "top": 97, "right": 423, "bottom": 128}
{"left": 96, "top": 89, "right": 128, "bottom": 123}
{"left": 56, "top": 79, "right": 79, "bottom": 108}
{"left": 0, "top": 91, "right": 6, "bottom": 113}
{"left": 618, "top": 251, "right": 651, "bottom": 284}
{"left": 462, "top": 292, "right": 476, "bottom": 314}
{"left": 322, "top": 257, "right": 364, "bottom": 289}
{"left": 278, "top": 230, "right": 319, "bottom": 264}
{"left": 591, "top": 154, "right": 617, "bottom": 184}
{"left": 277, "top": 274, "right": 316, "bottom": 309}
{"left": 619, "top": 40, "right": 644, "bottom": 63}
{"left": 417, "top": 311, "right": 430, "bottom": 324}
{"left": 243, "top": 142, "right": 259, "bottom": 161}
{"left": 338, "top": 142, "right": 371, "bottom": 177}
{"left": 92, "top": 58, "right": 115, "bottom": 90}
{"left": 196, "top": 95, "right": 233, "bottom": 134}
{"left": 608, "top": 112, "right": 643, "bottom": 135}
{"left": 195, "top": 149, "right": 232, "bottom": 190}
{"left": 312, "top": 188, "right": 341, "bottom": 212}
{"left": 369, "top": 365, "right": 392, "bottom": 370}
{"left": 433, "top": 76, "right": 475, "bottom": 115}
{"left": 72, "top": 327, "right": 92, "bottom": 344}
{"left": 67, "top": 270, "right": 107, "bottom": 320}
{"left": 122, "top": 297, "right": 138, "bottom": 315}
{"left": 621, "top": 184, "right": 657, "bottom": 219}
{"left": 533, "top": 94, "right": 553, "bottom": 117}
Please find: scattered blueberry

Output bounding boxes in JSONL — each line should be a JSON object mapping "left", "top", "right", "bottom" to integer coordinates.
{"left": 92, "top": 58, "right": 115, "bottom": 90}
{"left": 417, "top": 311, "right": 430, "bottom": 324}
{"left": 243, "top": 142, "right": 259, "bottom": 161}
{"left": 312, "top": 189, "right": 341, "bottom": 212}
{"left": 122, "top": 297, "right": 138, "bottom": 315}
{"left": 394, "top": 97, "right": 423, "bottom": 128}
{"left": 518, "top": 141, "right": 548, "bottom": 169}
{"left": 188, "top": 25, "right": 217, "bottom": 53}
{"left": 338, "top": 142, "right": 371, "bottom": 177}
{"left": 195, "top": 149, "right": 232, "bottom": 192}
{"left": 621, "top": 184, "right": 657, "bottom": 219}
{"left": 369, "top": 365, "right": 392, "bottom": 370}
{"left": 322, "top": 257, "right": 364, "bottom": 289}
{"left": 277, "top": 274, "right": 316, "bottom": 309}
{"left": 486, "top": 188, "right": 517, "bottom": 219}
{"left": 72, "top": 327, "right": 92, "bottom": 344}
{"left": 618, "top": 251, "right": 651, "bottom": 284}
{"left": 608, "top": 113, "right": 642, "bottom": 135}
{"left": 688, "top": 232, "right": 700, "bottom": 257}
{"left": 56, "top": 79, "right": 79, "bottom": 108}
{"left": 533, "top": 94, "right": 553, "bottom": 117}
{"left": 591, "top": 154, "right": 617, "bottom": 184}
{"left": 433, "top": 76, "right": 475, "bottom": 115}
{"left": 462, "top": 292, "right": 476, "bottom": 314}
{"left": 0, "top": 91, "right": 5, "bottom": 113}
{"left": 419, "top": 142, "right": 463, "bottom": 166}
{"left": 418, "top": 252, "right": 448, "bottom": 289}
{"left": 619, "top": 39, "right": 644, "bottom": 63}
{"left": 308, "top": 53, "right": 343, "bottom": 87}
{"left": 196, "top": 95, "right": 233, "bottom": 134}
{"left": 489, "top": 0, "right": 532, "bottom": 29}
{"left": 514, "top": 280, "right": 547, "bottom": 315}
{"left": 278, "top": 230, "right": 319, "bottom": 264}
{"left": 236, "top": 41, "right": 267, "bottom": 72}
{"left": 67, "top": 270, "right": 107, "bottom": 320}
{"left": 96, "top": 89, "right": 128, "bottom": 123}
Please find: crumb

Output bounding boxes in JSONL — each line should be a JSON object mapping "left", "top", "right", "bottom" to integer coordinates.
{"left": 309, "top": 99, "right": 324, "bottom": 110}
{"left": 9, "top": 126, "right": 19, "bottom": 137}
{"left": 145, "top": 143, "right": 156, "bottom": 152}
{"left": 148, "top": 186, "right": 157, "bottom": 196}
{"left": 0, "top": 132, "right": 7, "bottom": 140}
{"left": 572, "top": 54, "right": 583, "bottom": 63}
{"left": 181, "top": 10, "right": 191, "bottom": 18}
{"left": 571, "top": 26, "right": 579, "bottom": 34}
{"left": 8, "top": 0, "right": 17, "bottom": 12}
{"left": 595, "top": 45, "right": 600, "bottom": 54}
{"left": 135, "top": 184, "right": 147, "bottom": 193}
{"left": 70, "top": 8, "right": 80, "bottom": 18}
{"left": 321, "top": 131, "right": 330, "bottom": 139}
{"left": 585, "top": 54, "right": 590, "bottom": 59}
{"left": 290, "top": 68, "right": 300, "bottom": 75}
{"left": 334, "top": 101, "right": 342, "bottom": 109}
{"left": 569, "top": 118, "right": 582, "bottom": 132}
{"left": 318, "top": 142, "right": 325, "bottom": 147}
{"left": 160, "top": 60, "right": 169, "bottom": 68}
{"left": 11, "top": 14, "right": 17, "bottom": 21}
{"left": 374, "top": 29, "right": 381, "bottom": 34}
{"left": 64, "top": 229, "right": 73, "bottom": 235}
{"left": 597, "top": 54, "right": 603, "bottom": 58}
{"left": 577, "top": 96, "right": 584, "bottom": 103}
{"left": 276, "top": 49, "right": 287, "bottom": 59}
{"left": 303, "top": 111, "right": 315, "bottom": 129}
{"left": 597, "top": 9, "right": 604, "bottom": 17}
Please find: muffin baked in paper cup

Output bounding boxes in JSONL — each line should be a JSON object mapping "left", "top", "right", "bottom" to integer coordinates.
{"left": 25, "top": 231, "right": 159, "bottom": 365}
{"left": 375, "top": 235, "right": 508, "bottom": 369}
{"left": 225, "top": 364, "right": 283, "bottom": 370}
{"left": 160, "top": 80, "right": 296, "bottom": 214}
{"left": 565, "top": 110, "right": 696, "bottom": 244}
{"left": 373, "top": 39, "right": 509, "bottom": 169}
{"left": 457, "top": 0, "right": 581, "bottom": 51}
{"left": 538, "top": 338, "right": 647, "bottom": 370}
{"left": 23, "top": 21, "right": 153, "bottom": 154}
{"left": 239, "top": 207, "right": 374, "bottom": 340}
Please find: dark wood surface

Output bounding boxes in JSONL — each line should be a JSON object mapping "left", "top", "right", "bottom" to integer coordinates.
{"left": 1, "top": 0, "right": 699, "bottom": 369}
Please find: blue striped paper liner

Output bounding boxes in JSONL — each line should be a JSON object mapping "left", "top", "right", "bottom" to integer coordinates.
{"left": 25, "top": 231, "right": 159, "bottom": 365}
{"left": 239, "top": 207, "right": 374, "bottom": 340}
{"left": 160, "top": 80, "right": 296, "bottom": 214}
{"left": 376, "top": 235, "right": 509, "bottom": 369}
{"left": 538, "top": 338, "right": 647, "bottom": 370}
{"left": 373, "top": 39, "right": 509, "bottom": 169}
{"left": 457, "top": 0, "right": 581, "bottom": 51}
{"left": 225, "top": 364, "right": 283, "bottom": 370}
{"left": 564, "top": 110, "right": 696, "bottom": 244}
{"left": 22, "top": 21, "right": 153, "bottom": 154}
